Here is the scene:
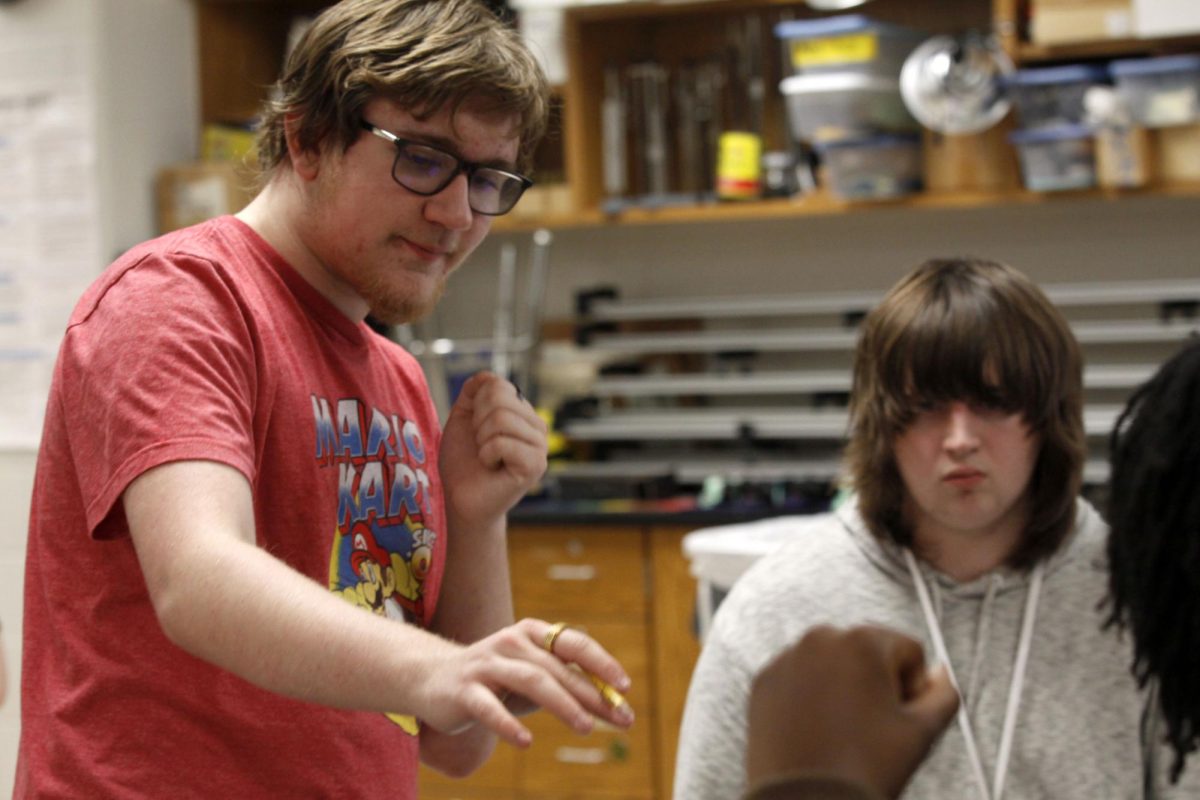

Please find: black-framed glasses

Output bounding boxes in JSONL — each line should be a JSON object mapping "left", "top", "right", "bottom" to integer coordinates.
{"left": 362, "top": 121, "right": 533, "bottom": 216}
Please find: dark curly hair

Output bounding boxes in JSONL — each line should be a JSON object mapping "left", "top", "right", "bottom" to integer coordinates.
{"left": 1105, "top": 336, "right": 1200, "bottom": 782}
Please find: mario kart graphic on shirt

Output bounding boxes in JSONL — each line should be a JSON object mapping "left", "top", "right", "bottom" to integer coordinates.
{"left": 312, "top": 394, "right": 440, "bottom": 736}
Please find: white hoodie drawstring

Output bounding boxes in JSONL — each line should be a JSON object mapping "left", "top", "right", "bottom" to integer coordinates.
{"left": 904, "top": 550, "right": 1045, "bottom": 800}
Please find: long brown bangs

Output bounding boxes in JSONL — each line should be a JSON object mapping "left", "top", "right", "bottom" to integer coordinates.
{"left": 888, "top": 303, "right": 1046, "bottom": 434}
{"left": 875, "top": 279, "right": 1060, "bottom": 438}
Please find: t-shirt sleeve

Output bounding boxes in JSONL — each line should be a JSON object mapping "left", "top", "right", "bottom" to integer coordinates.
{"left": 58, "top": 251, "right": 259, "bottom": 538}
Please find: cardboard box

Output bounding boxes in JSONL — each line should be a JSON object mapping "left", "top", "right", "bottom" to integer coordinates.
{"left": 506, "top": 182, "right": 573, "bottom": 222}
{"left": 923, "top": 122, "right": 1023, "bottom": 194}
{"left": 156, "top": 161, "right": 256, "bottom": 234}
{"left": 1034, "top": 0, "right": 1126, "bottom": 6}
{"left": 1095, "top": 126, "right": 1155, "bottom": 188}
{"left": 1135, "top": 0, "right": 1200, "bottom": 38}
{"left": 1155, "top": 124, "right": 1200, "bottom": 182}
{"left": 1031, "top": 0, "right": 1134, "bottom": 44}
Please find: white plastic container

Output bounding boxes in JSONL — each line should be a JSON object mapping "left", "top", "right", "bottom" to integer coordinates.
{"left": 1009, "top": 124, "right": 1097, "bottom": 191}
{"left": 779, "top": 73, "right": 917, "bottom": 144}
{"left": 1008, "top": 64, "right": 1110, "bottom": 128}
{"left": 774, "top": 15, "right": 925, "bottom": 79}
{"left": 1110, "top": 54, "right": 1200, "bottom": 128}
{"left": 816, "top": 133, "right": 923, "bottom": 199}
{"left": 683, "top": 514, "right": 829, "bottom": 640}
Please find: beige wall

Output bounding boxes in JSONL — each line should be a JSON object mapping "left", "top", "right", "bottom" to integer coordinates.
{"left": 439, "top": 194, "right": 1200, "bottom": 340}
{"left": 0, "top": 0, "right": 197, "bottom": 791}
{"left": 0, "top": 453, "right": 34, "bottom": 791}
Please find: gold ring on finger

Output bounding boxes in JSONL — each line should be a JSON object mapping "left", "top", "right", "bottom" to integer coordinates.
{"left": 543, "top": 621, "right": 569, "bottom": 655}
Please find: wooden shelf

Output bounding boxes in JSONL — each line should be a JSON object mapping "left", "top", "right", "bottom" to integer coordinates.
{"left": 1018, "top": 33, "right": 1200, "bottom": 64}
{"left": 493, "top": 181, "right": 1200, "bottom": 232}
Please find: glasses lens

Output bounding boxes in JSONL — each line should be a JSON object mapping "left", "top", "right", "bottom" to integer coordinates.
{"left": 393, "top": 143, "right": 457, "bottom": 194}
{"left": 469, "top": 169, "right": 528, "bottom": 215}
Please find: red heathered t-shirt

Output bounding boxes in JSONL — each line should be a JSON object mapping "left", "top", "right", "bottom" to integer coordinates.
{"left": 17, "top": 216, "right": 447, "bottom": 798}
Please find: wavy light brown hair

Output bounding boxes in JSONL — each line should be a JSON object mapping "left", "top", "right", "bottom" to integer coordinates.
{"left": 255, "top": 0, "right": 549, "bottom": 179}
{"left": 844, "top": 257, "right": 1086, "bottom": 570}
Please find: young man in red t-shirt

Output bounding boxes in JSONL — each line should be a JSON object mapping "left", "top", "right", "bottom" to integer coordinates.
{"left": 16, "top": 1, "right": 633, "bottom": 796}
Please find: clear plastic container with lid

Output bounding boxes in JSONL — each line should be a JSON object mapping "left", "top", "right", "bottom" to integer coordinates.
{"left": 1009, "top": 124, "right": 1097, "bottom": 192}
{"left": 1007, "top": 64, "right": 1109, "bottom": 128}
{"left": 774, "top": 15, "right": 925, "bottom": 79}
{"left": 779, "top": 72, "right": 917, "bottom": 144}
{"left": 1109, "top": 54, "right": 1200, "bottom": 128}
{"left": 815, "top": 133, "right": 923, "bottom": 200}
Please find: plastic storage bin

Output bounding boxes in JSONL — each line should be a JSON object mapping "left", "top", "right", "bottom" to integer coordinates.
{"left": 1110, "top": 54, "right": 1200, "bottom": 128}
{"left": 816, "top": 133, "right": 922, "bottom": 199}
{"left": 774, "top": 15, "right": 925, "bottom": 78}
{"left": 1009, "top": 125, "right": 1097, "bottom": 191}
{"left": 1008, "top": 64, "right": 1109, "bottom": 128}
{"left": 780, "top": 73, "right": 917, "bottom": 144}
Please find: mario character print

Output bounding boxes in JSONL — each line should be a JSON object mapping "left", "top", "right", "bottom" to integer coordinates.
{"left": 312, "top": 394, "right": 441, "bottom": 735}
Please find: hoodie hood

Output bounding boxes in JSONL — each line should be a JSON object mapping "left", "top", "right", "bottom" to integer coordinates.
{"left": 835, "top": 495, "right": 1104, "bottom": 600}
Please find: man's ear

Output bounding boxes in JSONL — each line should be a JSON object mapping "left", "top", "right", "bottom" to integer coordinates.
{"left": 283, "top": 113, "right": 321, "bottom": 180}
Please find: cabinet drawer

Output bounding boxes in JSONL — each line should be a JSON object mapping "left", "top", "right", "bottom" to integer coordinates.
{"left": 418, "top": 785, "right": 516, "bottom": 800}
{"left": 517, "top": 620, "right": 655, "bottom": 798}
{"left": 418, "top": 741, "right": 518, "bottom": 796}
{"left": 509, "top": 526, "right": 648, "bottom": 619}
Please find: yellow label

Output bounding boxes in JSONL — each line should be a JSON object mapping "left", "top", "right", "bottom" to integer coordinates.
{"left": 790, "top": 33, "right": 878, "bottom": 68}
{"left": 717, "top": 132, "right": 762, "bottom": 180}
{"left": 716, "top": 131, "right": 763, "bottom": 199}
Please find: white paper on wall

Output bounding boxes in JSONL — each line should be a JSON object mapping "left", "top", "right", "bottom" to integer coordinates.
{"left": 0, "top": 31, "right": 101, "bottom": 450}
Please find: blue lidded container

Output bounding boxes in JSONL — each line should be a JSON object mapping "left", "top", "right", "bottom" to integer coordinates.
{"left": 1008, "top": 124, "right": 1096, "bottom": 192}
{"left": 1007, "top": 63, "right": 1109, "bottom": 128}
{"left": 814, "top": 132, "right": 923, "bottom": 199}
{"left": 1109, "top": 54, "right": 1200, "bottom": 127}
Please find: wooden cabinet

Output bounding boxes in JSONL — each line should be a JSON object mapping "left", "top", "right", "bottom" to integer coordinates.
{"left": 421, "top": 748, "right": 519, "bottom": 800}
{"left": 647, "top": 526, "right": 702, "bottom": 800}
{"left": 510, "top": 526, "right": 655, "bottom": 799}
{"left": 521, "top": 620, "right": 655, "bottom": 798}
{"left": 509, "top": 526, "right": 650, "bottom": 619}
{"left": 196, "top": 1, "right": 328, "bottom": 127}
{"left": 419, "top": 522, "right": 702, "bottom": 800}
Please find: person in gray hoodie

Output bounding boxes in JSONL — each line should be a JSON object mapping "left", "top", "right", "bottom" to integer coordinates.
{"left": 675, "top": 257, "right": 1199, "bottom": 800}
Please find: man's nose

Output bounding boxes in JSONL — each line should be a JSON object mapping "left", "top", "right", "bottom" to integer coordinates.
{"left": 424, "top": 172, "right": 474, "bottom": 231}
{"left": 944, "top": 402, "right": 981, "bottom": 455}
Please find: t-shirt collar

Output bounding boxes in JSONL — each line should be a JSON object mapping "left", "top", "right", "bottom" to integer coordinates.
{"left": 229, "top": 216, "right": 369, "bottom": 347}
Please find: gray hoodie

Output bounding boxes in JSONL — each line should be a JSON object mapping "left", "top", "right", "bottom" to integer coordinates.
{"left": 674, "top": 498, "right": 1195, "bottom": 800}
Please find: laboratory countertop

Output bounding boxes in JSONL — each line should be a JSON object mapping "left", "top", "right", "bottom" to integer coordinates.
{"left": 508, "top": 495, "right": 830, "bottom": 528}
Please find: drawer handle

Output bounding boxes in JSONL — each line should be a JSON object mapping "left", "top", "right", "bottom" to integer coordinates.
{"left": 554, "top": 746, "right": 606, "bottom": 765}
{"left": 547, "top": 564, "right": 597, "bottom": 581}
